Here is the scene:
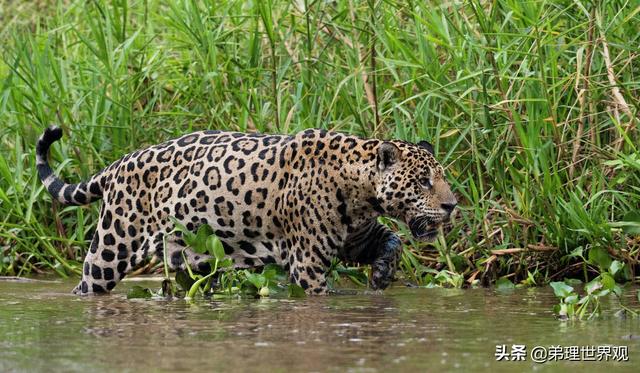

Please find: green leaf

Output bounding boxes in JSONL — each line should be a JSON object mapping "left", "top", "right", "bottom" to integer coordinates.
{"left": 612, "top": 284, "right": 622, "bottom": 297}
{"left": 175, "top": 270, "right": 196, "bottom": 291}
{"left": 450, "top": 254, "right": 467, "bottom": 272}
{"left": 584, "top": 279, "right": 602, "bottom": 295}
{"left": 170, "top": 216, "right": 196, "bottom": 242}
{"left": 609, "top": 260, "right": 623, "bottom": 276}
{"left": 496, "top": 277, "right": 515, "bottom": 290}
{"left": 620, "top": 212, "right": 640, "bottom": 235}
{"left": 245, "top": 272, "right": 266, "bottom": 289}
{"left": 550, "top": 281, "right": 574, "bottom": 298}
{"left": 263, "top": 264, "right": 287, "bottom": 281}
{"left": 588, "top": 247, "right": 612, "bottom": 271}
{"left": 208, "top": 235, "right": 225, "bottom": 260}
{"left": 565, "top": 278, "right": 583, "bottom": 286}
{"left": 564, "top": 294, "right": 579, "bottom": 304}
{"left": 240, "top": 276, "right": 258, "bottom": 296}
{"left": 189, "top": 224, "right": 214, "bottom": 254}
{"left": 336, "top": 265, "right": 368, "bottom": 286}
{"left": 553, "top": 303, "right": 562, "bottom": 317}
{"left": 287, "top": 283, "right": 306, "bottom": 298}
{"left": 567, "top": 247, "right": 584, "bottom": 259}
{"left": 127, "top": 285, "right": 153, "bottom": 299}
{"left": 262, "top": 267, "right": 277, "bottom": 282}
{"left": 600, "top": 273, "right": 615, "bottom": 291}
{"left": 218, "top": 258, "right": 234, "bottom": 268}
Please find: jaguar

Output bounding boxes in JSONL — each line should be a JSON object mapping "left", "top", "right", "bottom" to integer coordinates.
{"left": 36, "top": 127, "right": 457, "bottom": 295}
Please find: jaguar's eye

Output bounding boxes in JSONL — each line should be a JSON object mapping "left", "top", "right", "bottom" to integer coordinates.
{"left": 419, "top": 177, "right": 432, "bottom": 188}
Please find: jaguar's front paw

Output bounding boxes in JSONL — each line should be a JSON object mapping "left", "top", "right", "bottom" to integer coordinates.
{"left": 370, "top": 260, "right": 395, "bottom": 290}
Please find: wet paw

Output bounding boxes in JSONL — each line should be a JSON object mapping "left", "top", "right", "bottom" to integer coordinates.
{"left": 370, "top": 260, "right": 395, "bottom": 290}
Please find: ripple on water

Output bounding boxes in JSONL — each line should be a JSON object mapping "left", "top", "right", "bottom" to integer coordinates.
{"left": 0, "top": 279, "right": 638, "bottom": 372}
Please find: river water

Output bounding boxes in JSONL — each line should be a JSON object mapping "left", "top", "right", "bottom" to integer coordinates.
{"left": 0, "top": 278, "right": 638, "bottom": 372}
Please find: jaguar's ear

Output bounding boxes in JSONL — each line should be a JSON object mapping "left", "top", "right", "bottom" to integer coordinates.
{"left": 377, "top": 142, "right": 400, "bottom": 172}
{"left": 417, "top": 140, "right": 434, "bottom": 155}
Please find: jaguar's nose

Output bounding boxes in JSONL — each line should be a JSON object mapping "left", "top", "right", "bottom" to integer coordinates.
{"left": 441, "top": 202, "right": 457, "bottom": 214}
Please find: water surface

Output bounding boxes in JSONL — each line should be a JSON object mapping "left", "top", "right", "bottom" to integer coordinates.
{"left": 0, "top": 278, "right": 638, "bottom": 372}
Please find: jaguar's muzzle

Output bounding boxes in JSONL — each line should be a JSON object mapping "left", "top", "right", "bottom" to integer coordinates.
{"left": 408, "top": 215, "right": 441, "bottom": 241}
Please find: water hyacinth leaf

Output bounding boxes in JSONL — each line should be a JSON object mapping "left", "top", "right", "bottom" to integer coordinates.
{"left": 217, "top": 258, "right": 234, "bottom": 268}
{"left": 612, "top": 284, "right": 622, "bottom": 296}
{"left": 263, "top": 264, "right": 287, "bottom": 280}
{"left": 588, "top": 247, "right": 612, "bottom": 271}
{"left": 495, "top": 277, "right": 515, "bottom": 290}
{"left": 240, "top": 279, "right": 258, "bottom": 296}
{"left": 584, "top": 279, "right": 602, "bottom": 295}
{"left": 262, "top": 267, "right": 277, "bottom": 282}
{"left": 189, "top": 224, "right": 214, "bottom": 254}
{"left": 600, "top": 273, "right": 615, "bottom": 291}
{"left": 169, "top": 217, "right": 195, "bottom": 242}
{"left": 245, "top": 272, "right": 266, "bottom": 289}
{"left": 550, "top": 281, "right": 574, "bottom": 298}
{"left": 267, "top": 280, "right": 283, "bottom": 294}
{"left": 287, "top": 283, "right": 306, "bottom": 298}
{"left": 127, "top": 285, "right": 153, "bottom": 299}
{"left": 564, "top": 294, "right": 579, "bottom": 304}
{"left": 207, "top": 235, "right": 225, "bottom": 260}
{"left": 609, "top": 260, "right": 623, "bottom": 276}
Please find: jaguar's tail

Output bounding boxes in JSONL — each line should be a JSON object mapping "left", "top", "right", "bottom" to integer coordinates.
{"left": 36, "top": 126, "right": 104, "bottom": 205}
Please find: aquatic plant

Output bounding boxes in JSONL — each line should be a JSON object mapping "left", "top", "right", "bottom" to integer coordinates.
{"left": 550, "top": 257, "right": 637, "bottom": 320}
{"left": 125, "top": 220, "right": 307, "bottom": 300}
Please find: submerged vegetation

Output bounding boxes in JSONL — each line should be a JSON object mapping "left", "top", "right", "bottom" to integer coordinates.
{"left": 0, "top": 0, "right": 639, "bottom": 309}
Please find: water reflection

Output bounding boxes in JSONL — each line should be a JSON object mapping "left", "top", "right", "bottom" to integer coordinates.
{"left": 0, "top": 279, "right": 638, "bottom": 372}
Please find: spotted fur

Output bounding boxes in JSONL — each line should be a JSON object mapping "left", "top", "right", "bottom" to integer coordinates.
{"left": 36, "top": 127, "right": 457, "bottom": 295}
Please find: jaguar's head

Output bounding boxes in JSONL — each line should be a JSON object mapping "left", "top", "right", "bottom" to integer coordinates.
{"left": 375, "top": 140, "right": 457, "bottom": 241}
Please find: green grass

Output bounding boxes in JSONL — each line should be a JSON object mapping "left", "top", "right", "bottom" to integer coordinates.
{"left": 0, "top": 0, "right": 639, "bottom": 288}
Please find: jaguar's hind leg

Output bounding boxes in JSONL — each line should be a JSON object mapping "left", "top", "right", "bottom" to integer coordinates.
{"left": 72, "top": 229, "right": 143, "bottom": 295}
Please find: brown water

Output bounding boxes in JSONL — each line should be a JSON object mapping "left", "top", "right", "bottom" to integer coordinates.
{"left": 0, "top": 278, "right": 638, "bottom": 372}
